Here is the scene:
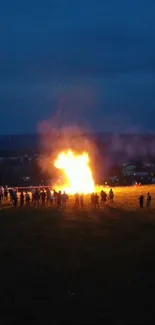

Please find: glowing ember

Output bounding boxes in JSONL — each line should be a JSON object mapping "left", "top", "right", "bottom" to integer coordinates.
{"left": 54, "top": 150, "right": 95, "bottom": 194}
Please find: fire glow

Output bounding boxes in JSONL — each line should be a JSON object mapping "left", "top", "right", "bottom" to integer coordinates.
{"left": 54, "top": 150, "right": 95, "bottom": 194}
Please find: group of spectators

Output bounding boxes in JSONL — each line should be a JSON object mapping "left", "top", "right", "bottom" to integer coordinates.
{"left": 0, "top": 186, "right": 115, "bottom": 209}
{"left": 0, "top": 185, "right": 153, "bottom": 210}
{"left": 139, "top": 192, "right": 152, "bottom": 209}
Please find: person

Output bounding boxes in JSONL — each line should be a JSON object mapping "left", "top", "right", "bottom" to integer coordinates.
{"left": 0, "top": 186, "right": 3, "bottom": 201}
{"left": 4, "top": 186, "right": 8, "bottom": 200}
{"left": 20, "top": 191, "right": 24, "bottom": 207}
{"left": 80, "top": 193, "right": 84, "bottom": 208}
{"left": 109, "top": 189, "right": 114, "bottom": 203}
{"left": 94, "top": 193, "right": 99, "bottom": 208}
{"left": 57, "top": 191, "right": 62, "bottom": 208}
{"left": 50, "top": 191, "right": 54, "bottom": 206}
{"left": 26, "top": 191, "right": 30, "bottom": 207}
{"left": 75, "top": 193, "right": 80, "bottom": 208}
{"left": 91, "top": 193, "right": 95, "bottom": 208}
{"left": 46, "top": 188, "right": 52, "bottom": 207}
{"left": 34, "top": 189, "right": 40, "bottom": 208}
{"left": 146, "top": 192, "right": 151, "bottom": 209}
{"left": 31, "top": 188, "right": 35, "bottom": 205}
{"left": 13, "top": 189, "right": 18, "bottom": 207}
{"left": 100, "top": 190, "right": 107, "bottom": 206}
{"left": 41, "top": 190, "right": 46, "bottom": 207}
{"left": 139, "top": 194, "right": 144, "bottom": 208}
{"left": 53, "top": 190, "right": 57, "bottom": 204}
{"left": 9, "top": 188, "right": 13, "bottom": 204}
{"left": 62, "top": 191, "right": 68, "bottom": 209}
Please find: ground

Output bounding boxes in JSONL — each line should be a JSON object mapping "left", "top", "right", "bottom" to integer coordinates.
{"left": 0, "top": 185, "right": 155, "bottom": 324}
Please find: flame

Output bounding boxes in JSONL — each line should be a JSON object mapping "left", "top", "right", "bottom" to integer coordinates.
{"left": 54, "top": 150, "right": 95, "bottom": 194}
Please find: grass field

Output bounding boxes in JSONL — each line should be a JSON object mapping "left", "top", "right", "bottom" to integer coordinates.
{"left": 1, "top": 185, "right": 155, "bottom": 324}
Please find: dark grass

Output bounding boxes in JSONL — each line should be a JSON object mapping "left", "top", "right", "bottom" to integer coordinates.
{"left": 0, "top": 207, "right": 155, "bottom": 324}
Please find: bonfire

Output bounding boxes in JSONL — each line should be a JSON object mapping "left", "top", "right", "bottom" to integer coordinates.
{"left": 54, "top": 150, "right": 95, "bottom": 194}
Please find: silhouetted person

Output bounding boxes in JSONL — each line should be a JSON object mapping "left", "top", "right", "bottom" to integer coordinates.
{"left": 4, "top": 186, "right": 8, "bottom": 200}
{"left": 53, "top": 190, "right": 57, "bottom": 204}
{"left": 57, "top": 191, "right": 62, "bottom": 208}
{"left": 75, "top": 193, "right": 80, "bottom": 208}
{"left": 34, "top": 189, "right": 40, "bottom": 208}
{"left": 109, "top": 189, "right": 114, "bottom": 203}
{"left": 91, "top": 193, "right": 95, "bottom": 208}
{"left": 13, "top": 190, "right": 18, "bottom": 208}
{"left": 139, "top": 194, "right": 144, "bottom": 208}
{"left": 26, "top": 191, "right": 30, "bottom": 207}
{"left": 0, "top": 187, "right": 3, "bottom": 201}
{"left": 62, "top": 191, "right": 68, "bottom": 209}
{"left": 101, "top": 190, "right": 107, "bottom": 206}
{"left": 20, "top": 191, "right": 24, "bottom": 207}
{"left": 9, "top": 189, "right": 13, "bottom": 203}
{"left": 146, "top": 192, "right": 151, "bottom": 209}
{"left": 50, "top": 191, "right": 54, "bottom": 206}
{"left": 47, "top": 188, "right": 52, "bottom": 207}
{"left": 94, "top": 193, "right": 99, "bottom": 208}
{"left": 31, "top": 189, "right": 35, "bottom": 205}
{"left": 80, "top": 193, "right": 84, "bottom": 208}
{"left": 41, "top": 190, "right": 46, "bottom": 207}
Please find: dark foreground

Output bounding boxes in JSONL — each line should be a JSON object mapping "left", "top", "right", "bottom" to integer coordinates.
{"left": 0, "top": 207, "right": 155, "bottom": 324}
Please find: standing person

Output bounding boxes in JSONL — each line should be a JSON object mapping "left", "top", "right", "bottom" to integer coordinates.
{"left": 139, "top": 194, "right": 144, "bottom": 208}
{"left": 46, "top": 188, "right": 51, "bottom": 207}
{"left": 34, "top": 189, "right": 40, "bottom": 208}
{"left": 53, "top": 190, "right": 57, "bottom": 205}
{"left": 20, "top": 191, "right": 24, "bottom": 207}
{"left": 9, "top": 188, "right": 13, "bottom": 204}
{"left": 80, "top": 193, "right": 84, "bottom": 208}
{"left": 146, "top": 192, "right": 152, "bottom": 209}
{"left": 31, "top": 188, "right": 35, "bottom": 205}
{"left": 101, "top": 190, "right": 107, "bottom": 206}
{"left": 100, "top": 190, "right": 104, "bottom": 206}
{"left": 41, "top": 190, "right": 46, "bottom": 207}
{"left": 13, "top": 190, "right": 18, "bottom": 207}
{"left": 57, "top": 191, "right": 62, "bottom": 208}
{"left": 91, "top": 193, "right": 95, "bottom": 208}
{"left": 50, "top": 191, "right": 54, "bottom": 206}
{"left": 94, "top": 193, "right": 99, "bottom": 209}
{"left": 4, "top": 186, "right": 8, "bottom": 201}
{"left": 109, "top": 189, "right": 114, "bottom": 203}
{"left": 26, "top": 191, "right": 30, "bottom": 207}
{"left": 75, "top": 193, "right": 80, "bottom": 208}
{"left": 62, "top": 191, "right": 68, "bottom": 209}
{"left": 0, "top": 186, "right": 3, "bottom": 201}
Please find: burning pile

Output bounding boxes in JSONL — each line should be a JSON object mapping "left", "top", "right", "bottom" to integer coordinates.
{"left": 54, "top": 150, "right": 95, "bottom": 194}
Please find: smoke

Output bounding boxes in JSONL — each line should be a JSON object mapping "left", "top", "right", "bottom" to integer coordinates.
{"left": 108, "top": 132, "right": 155, "bottom": 164}
{"left": 37, "top": 83, "right": 98, "bottom": 178}
{"left": 94, "top": 112, "right": 155, "bottom": 163}
{"left": 37, "top": 80, "right": 155, "bottom": 179}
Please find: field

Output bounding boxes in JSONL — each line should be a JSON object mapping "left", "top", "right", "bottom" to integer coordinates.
{"left": 0, "top": 185, "right": 155, "bottom": 324}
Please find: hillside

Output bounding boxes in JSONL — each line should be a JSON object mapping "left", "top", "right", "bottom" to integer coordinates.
{"left": 0, "top": 133, "right": 155, "bottom": 159}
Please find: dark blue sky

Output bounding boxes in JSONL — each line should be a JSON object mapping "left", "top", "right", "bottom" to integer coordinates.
{"left": 0, "top": 0, "right": 155, "bottom": 134}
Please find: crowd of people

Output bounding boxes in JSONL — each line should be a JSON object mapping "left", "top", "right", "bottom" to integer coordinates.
{"left": 0, "top": 186, "right": 115, "bottom": 209}
{"left": 0, "top": 186, "right": 152, "bottom": 210}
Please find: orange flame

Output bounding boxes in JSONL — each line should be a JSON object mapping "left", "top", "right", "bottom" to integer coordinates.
{"left": 54, "top": 150, "right": 95, "bottom": 194}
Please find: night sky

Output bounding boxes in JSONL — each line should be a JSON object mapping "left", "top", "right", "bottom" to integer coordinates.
{"left": 0, "top": 0, "right": 155, "bottom": 134}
